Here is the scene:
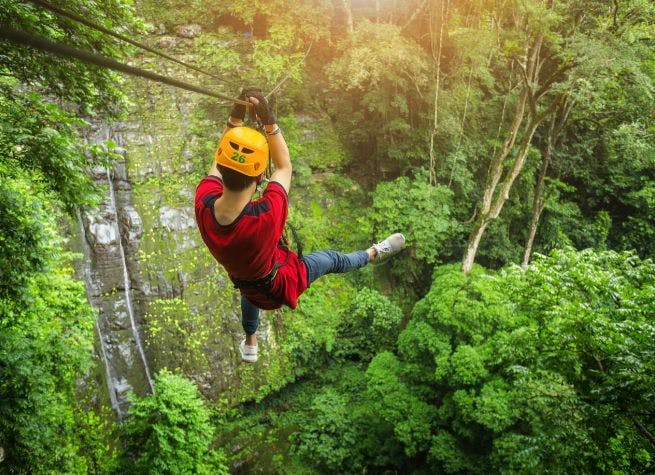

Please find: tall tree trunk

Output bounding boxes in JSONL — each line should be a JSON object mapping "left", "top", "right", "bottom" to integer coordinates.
{"left": 429, "top": 0, "right": 448, "bottom": 185}
{"left": 448, "top": 65, "right": 473, "bottom": 188}
{"left": 463, "top": 112, "right": 542, "bottom": 272}
{"left": 522, "top": 96, "right": 573, "bottom": 268}
{"left": 462, "top": 29, "right": 548, "bottom": 273}
{"left": 448, "top": 13, "right": 475, "bottom": 188}
{"left": 340, "top": 0, "right": 354, "bottom": 34}
{"left": 522, "top": 142, "right": 551, "bottom": 269}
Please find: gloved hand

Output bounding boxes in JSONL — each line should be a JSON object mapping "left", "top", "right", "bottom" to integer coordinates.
{"left": 229, "top": 89, "right": 249, "bottom": 120}
{"left": 245, "top": 90, "right": 277, "bottom": 126}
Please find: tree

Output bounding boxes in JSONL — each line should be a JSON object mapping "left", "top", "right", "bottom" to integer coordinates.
{"left": 333, "top": 287, "right": 403, "bottom": 362}
{"left": 367, "top": 175, "right": 454, "bottom": 261}
{"left": 460, "top": 0, "right": 654, "bottom": 272}
{"left": 427, "top": 0, "right": 449, "bottom": 185}
{"left": 460, "top": 0, "right": 569, "bottom": 273}
{"left": 0, "top": 0, "right": 142, "bottom": 211}
{"left": 293, "top": 387, "right": 359, "bottom": 472}
{"left": 522, "top": 94, "right": 574, "bottom": 268}
{"left": 360, "top": 174, "right": 455, "bottom": 293}
{"left": 119, "top": 370, "right": 229, "bottom": 474}
{"left": 367, "top": 250, "right": 655, "bottom": 472}
{"left": 324, "top": 20, "right": 430, "bottom": 179}
{"left": 522, "top": 0, "right": 655, "bottom": 265}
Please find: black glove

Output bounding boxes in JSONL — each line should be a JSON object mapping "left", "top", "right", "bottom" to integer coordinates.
{"left": 229, "top": 89, "right": 247, "bottom": 120}
{"left": 245, "top": 90, "right": 277, "bottom": 126}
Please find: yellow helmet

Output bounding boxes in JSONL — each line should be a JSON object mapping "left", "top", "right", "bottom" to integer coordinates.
{"left": 214, "top": 126, "right": 268, "bottom": 177}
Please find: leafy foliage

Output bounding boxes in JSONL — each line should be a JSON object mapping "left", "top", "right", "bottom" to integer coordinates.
{"left": 283, "top": 364, "right": 408, "bottom": 474}
{"left": 370, "top": 249, "right": 655, "bottom": 472}
{"left": 0, "top": 178, "right": 106, "bottom": 472}
{"left": 0, "top": 167, "right": 50, "bottom": 298}
{"left": 324, "top": 20, "right": 430, "bottom": 176}
{"left": 361, "top": 174, "right": 455, "bottom": 295}
{"left": 333, "top": 287, "right": 403, "bottom": 362}
{"left": 0, "top": 81, "right": 117, "bottom": 211}
{"left": 293, "top": 387, "right": 358, "bottom": 472}
{"left": 366, "top": 175, "right": 454, "bottom": 265}
{"left": 118, "top": 370, "right": 229, "bottom": 474}
{"left": 0, "top": 0, "right": 141, "bottom": 113}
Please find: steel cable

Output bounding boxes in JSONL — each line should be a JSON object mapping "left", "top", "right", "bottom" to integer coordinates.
{"left": 0, "top": 24, "right": 251, "bottom": 106}
{"left": 28, "top": 0, "right": 225, "bottom": 81}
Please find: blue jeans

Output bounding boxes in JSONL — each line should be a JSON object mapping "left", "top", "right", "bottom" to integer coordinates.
{"left": 241, "top": 250, "right": 369, "bottom": 335}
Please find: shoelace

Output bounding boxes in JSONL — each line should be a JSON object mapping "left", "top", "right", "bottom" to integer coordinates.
{"left": 374, "top": 240, "right": 392, "bottom": 255}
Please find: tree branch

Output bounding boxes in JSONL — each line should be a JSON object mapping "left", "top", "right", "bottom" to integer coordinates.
{"left": 632, "top": 416, "right": 655, "bottom": 450}
{"left": 401, "top": 0, "right": 429, "bottom": 31}
{"left": 534, "top": 61, "right": 576, "bottom": 100}
{"left": 460, "top": 205, "right": 478, "bottom": 224}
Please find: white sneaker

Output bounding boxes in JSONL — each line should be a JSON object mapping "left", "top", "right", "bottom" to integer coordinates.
{"left": 372, "top": 233, "right": 406, "bottom": 261}
{"left": 239, "top": 339, "right": 258, "bottom": 363}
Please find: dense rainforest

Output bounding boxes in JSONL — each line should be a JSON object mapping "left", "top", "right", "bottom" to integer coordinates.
{"left": 1, "top": 0, "right": 654, "bottom": 473}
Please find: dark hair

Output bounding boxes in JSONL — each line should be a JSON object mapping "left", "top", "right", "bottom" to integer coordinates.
{"left": 217, "top": 165, "right": 259, "bottom": 191}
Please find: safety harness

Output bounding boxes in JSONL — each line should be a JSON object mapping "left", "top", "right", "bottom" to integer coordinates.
{"left": 229, "top": 223, "right": 303, "bottom": 298}
{"left": 230, "top": 263, "right": 281, "bottom": 301}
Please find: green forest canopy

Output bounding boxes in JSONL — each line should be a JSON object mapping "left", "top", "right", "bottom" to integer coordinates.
{"left": 0, "top": 0, "right": 654, "bottom": 472}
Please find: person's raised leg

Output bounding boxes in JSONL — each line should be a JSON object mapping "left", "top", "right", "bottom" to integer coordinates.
{"left": 303, "top": 250, "right": 369, "bottom": 286}
{"left": 303, "top": 233, "right": 405, "bottom": 286}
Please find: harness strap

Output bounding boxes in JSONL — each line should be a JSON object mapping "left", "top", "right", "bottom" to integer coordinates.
{"left": 286, "top": 223, "right": 303, "bottom": 261}
{"left": 230, "top": 247, "right": 290, "bottom": 302}
{"left": 230, "top": 264, "right": 279, "bottom": 291}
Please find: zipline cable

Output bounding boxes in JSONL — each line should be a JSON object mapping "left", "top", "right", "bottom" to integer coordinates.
{"left": 265, "top": 42, "right": 313, "bottom": 100}
{"left": 22, "top": 1, "right": 313, "bottom": 107}
{"left": 0, "top": 25, "right": 251, "bottom": 106}
{"left": 28, "top": 0, "right": 224, "bottom": 81}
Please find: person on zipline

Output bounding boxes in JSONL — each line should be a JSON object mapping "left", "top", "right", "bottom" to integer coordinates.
{"left": 194, "top": 89, "right": 405, "bottom": 362}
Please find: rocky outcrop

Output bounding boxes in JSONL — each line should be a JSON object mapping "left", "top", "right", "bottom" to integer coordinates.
{"left": 75, "top": 121, "right": 156, "bottom": 416}
{"left": 175, "top": 24, "right": 203, "bottom": 38}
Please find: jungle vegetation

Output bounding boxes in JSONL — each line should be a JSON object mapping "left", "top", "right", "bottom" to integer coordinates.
{"left": 0, "top": 0, "right": 654, "bottom": 473}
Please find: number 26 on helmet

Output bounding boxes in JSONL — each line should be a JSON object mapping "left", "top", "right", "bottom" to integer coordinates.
{"left": 215, "top": 126, "right": 269, "bottom": 177}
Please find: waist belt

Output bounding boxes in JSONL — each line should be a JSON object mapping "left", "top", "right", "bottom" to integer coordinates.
{"left": 230, "top": 265, "right": 279, "bottom": 291}
{"left": 229, "top": 241, "right": 291, "bottom": 299}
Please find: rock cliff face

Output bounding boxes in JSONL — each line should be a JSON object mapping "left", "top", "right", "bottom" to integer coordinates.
{"left": 77, "top": 155, "right": 153, "bottom": 417}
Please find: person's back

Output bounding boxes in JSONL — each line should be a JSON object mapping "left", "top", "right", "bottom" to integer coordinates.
{"left": 195, "top": 89, "right": 406, "bottom": 363}
{"left": 195, "top": 174, "right": 306, "bottom": 310}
